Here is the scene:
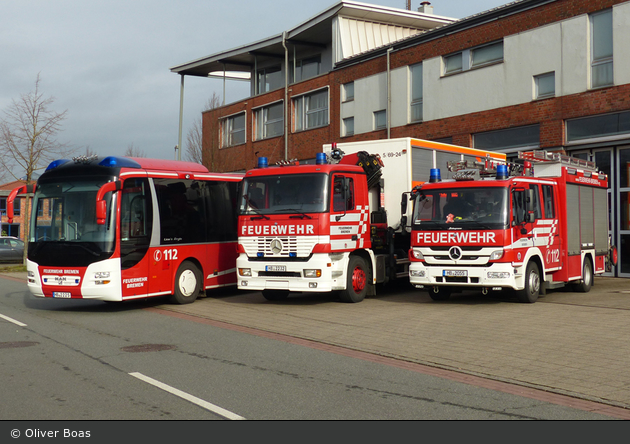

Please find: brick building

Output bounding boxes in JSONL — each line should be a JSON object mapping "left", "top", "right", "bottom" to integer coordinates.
{"left": 172, "top": 0, "right": 630, "bottom": 276}
{"left": 0, "top": 180, "right": 30, "bottom": 240}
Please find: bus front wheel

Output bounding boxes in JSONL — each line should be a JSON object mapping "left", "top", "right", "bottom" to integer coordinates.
{"left": 170, "top": 261, "right": 202, "bottom": 304}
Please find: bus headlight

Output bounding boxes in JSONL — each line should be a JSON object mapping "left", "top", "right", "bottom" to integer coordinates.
{"left": 304, "top": 269, "right": 321, "bottom": 278}
{"left": 239, "top": 268, "right": 252, "bottom": 277}
{"left": 94, "top": 271, "right": 111, "bottom": 285}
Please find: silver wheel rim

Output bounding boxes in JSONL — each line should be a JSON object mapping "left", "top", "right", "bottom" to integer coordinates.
{"left": 179, "top": 269, "right": 197, "bottom": 297}
{"left": 530, "top": 270, "right": 540, "bottom": 294}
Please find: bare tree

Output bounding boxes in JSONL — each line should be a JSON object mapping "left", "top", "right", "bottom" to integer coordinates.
{"left": 124, "top": 143, "right": 146, "bottom": 158}
{"left": 185, "top": 92, "right": 221, "bottom": 167}
{"left": 0, "top": 74, "right": 71, "bottom": 182}
{"left": 0, "top": 74, "right": 72, "bottom": 260}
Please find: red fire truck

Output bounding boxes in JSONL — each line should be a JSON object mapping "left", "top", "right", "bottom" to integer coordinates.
{"left": 7, "top": 156, "right": 242, "bottom": 304}
{"left": 408, "top": 150, "right": 616, "bottom": 303}
{"left": 236, "top": 138, "right": 505, "bottom": 302}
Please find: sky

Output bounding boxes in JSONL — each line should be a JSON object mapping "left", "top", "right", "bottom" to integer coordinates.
{"left": 0, "top": 0, "right": 512, "bottom": 168}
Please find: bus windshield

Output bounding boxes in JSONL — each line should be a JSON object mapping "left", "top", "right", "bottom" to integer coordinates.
{"left": 412, "top": 186, "right": 509, "bottom": 229}
{"left": 28, "top": 178, "right": 116, "bottom": 266}
{"left": 239, "top": 173, "right": 329, "bottom": 216}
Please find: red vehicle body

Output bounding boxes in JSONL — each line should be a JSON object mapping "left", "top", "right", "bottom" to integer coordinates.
{"left": 236, "top": 138, "right": 505, "bottom": 302}
{"left": 8, "top": 156, "right": 242, "bottom": 304}
{"left": 409, "top": 150, "right": 616, "bottom": 303}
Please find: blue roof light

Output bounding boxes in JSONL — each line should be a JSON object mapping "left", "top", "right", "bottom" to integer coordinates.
{"left": 98, "top": 157, "right": 142, "bottom": 169}
{"left": 45, "top": 159, "right": 71, "bottom": 172}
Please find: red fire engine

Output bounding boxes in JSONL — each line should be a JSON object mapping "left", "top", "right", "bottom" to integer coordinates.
{"left": 408, "top": 150, "right": 617, "bottom": 303}
{"left": 236, "top": 137, "right": 504, "bottom": 302}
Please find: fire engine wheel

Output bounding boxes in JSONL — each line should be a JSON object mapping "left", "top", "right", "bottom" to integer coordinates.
{"left": 262, "top": 290, "right": 290, "bottom": 301}
{"left": 339, "top": 256, "right": 368, "bottom": 303}
{"left": 573, "top": 258, "right": 593, "bottom": 293}
{"left": 516, "top": 261, "right": 540, "bottom": 303}
{"left": 170, "top": 261, "right": 202, "bottom": 305}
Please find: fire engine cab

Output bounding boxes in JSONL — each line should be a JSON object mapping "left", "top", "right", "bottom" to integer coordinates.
{"left": 408, "top": 150, "right": 616, "bottom": 303}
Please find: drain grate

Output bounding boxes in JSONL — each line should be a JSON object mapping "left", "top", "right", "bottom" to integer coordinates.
{"left": 121, "top": 344, "right": 176, "bottom": 353}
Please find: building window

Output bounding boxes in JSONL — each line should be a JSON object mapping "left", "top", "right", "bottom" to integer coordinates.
{"left": 473, "top": 125, "right": 540, "bottom": 151}
{"left": 257, "top": 66, "right": 283, "bottom": 94}
{"left": 293, "top": 89, "right": 329, "bottom": 131}
{"left": 13, "top": 198, "right": 21, "bottom": 216}
{"left": 294, "top": 56, "right": 321, "bottom": 83}
{"left": 443, "top": 41, "right": 503, "bottom": 75}
{"left": 471, "top": 42, "right": 504, "bottom": 68}
{"left": 567, "top": 111, "right": 630, "bottom": 143}
{"left": 221, "top": 112, "right": 246, "bottom": 148}
{"left": 254, "top": 102, "right": 284, "bottom": 141}
{"left": 534, "top": 72, "right": 555, "bottom": 99}
{"left": 342, "top": 82, "right": 354, "bottom": 102}
{"left": 590, "top": 9, "right": 613, "bottom": 89}
{"left": 410, "top": 63, "right": 423, "bottom": 122}
{"left": 0, "top": 198, "right": 5, "bottom": 216}
{"left": 343, "top": 117, "right": 354, "bottom": 137}
{"left": 374, "top": 110, "right": 387, "bottom": 130}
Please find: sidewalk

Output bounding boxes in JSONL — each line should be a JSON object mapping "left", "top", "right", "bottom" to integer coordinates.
{"left": 4, "top": 270, "right": 630, "bottom": 410}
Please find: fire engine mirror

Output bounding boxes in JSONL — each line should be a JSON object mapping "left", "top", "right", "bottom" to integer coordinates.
{"left": 401, "top": 193, "right": 408, "bottom": 214}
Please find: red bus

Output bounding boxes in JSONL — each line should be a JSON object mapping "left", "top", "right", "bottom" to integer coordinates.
{"left": 7, "top": 156, "right": 242, "bottom": 304}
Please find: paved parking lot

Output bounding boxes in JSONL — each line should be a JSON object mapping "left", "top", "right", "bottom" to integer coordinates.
{"left": 4, "top": 270, "right": 630, "bottom": 414}
{"left": 162, "top": 277, "right": 630, "bottom": 412}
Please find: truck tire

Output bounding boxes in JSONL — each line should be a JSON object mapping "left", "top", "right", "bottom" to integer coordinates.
{"left": 573, "top": 258, "right": 593, "bottom": 293}
{"left": 170, "top": 261, "right": 202, "bottom": 304}
{"left": 262, "top": 290, "right": 289, "bottom": 301}
{"left": 516, "top": 261, "right": 540, "bottom": 303}
{"left": 429, "top": 286, "right": 451, "bottom": 301}
{"left": 339, "top": 256, "right": 368, "bottom": 303}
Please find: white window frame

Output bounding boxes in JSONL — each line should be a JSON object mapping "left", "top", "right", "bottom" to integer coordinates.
{"left": 221, "top": 111, "right": 246, "bottom": 148}
{"left": 253, "top": 101, "right": 284, "bottom": 141}
{"left": 534, "top": 72, "right": 555, "bottom": 99}
{"left": 374, "top": 110, "right": 387, "bottom": 130}
{"left": 293, "top": 87, "right": 329, "bottom": 132}
{"left": 590, "top": 9, "right": 613, "bottom": 89}
{"left": 442, "top": 40, "right": 503, "bottom": 76}
{"left": 410, "top": 63, "right": 423, "bottom": 123}
{"left": 342, "top": 82, "right": 354, "bottom": 102}
{"left": 342, "top": 117, "right": 354, "bottom": 137}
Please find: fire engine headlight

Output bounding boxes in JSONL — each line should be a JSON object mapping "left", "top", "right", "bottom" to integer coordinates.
{"left": 304, "top": 269, "right": 321, "bottom": 278}
{"left": 239, "top": 268, "right": 252, "bottom": 277}
{"left": 410, "top": 270, "right": 425, "bottom": 277}
{"left": 487, "top": 271, "right": 511, "bottom": 279}
{"left": 412, "top": 248, "right": 424, "bottom": 260}
{"left": 490, "top": 250, "right": 504, "bottom": 261}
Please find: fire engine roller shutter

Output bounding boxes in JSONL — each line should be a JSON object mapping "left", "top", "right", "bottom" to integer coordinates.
{"left": 580, "top": 186, "right": 595, "bottom": 249}
{"left": 594, "top": 187, "right": 608, "bottom": 255}
{"left": 411, "top": 148, "right": 461, "bottom": 183}
{"left": 567, "top": 184, "right": 580, "bottom": 256}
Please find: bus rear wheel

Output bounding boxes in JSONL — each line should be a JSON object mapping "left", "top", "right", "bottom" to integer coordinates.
{"left": 170, "top": 261, "right": 202, "bottom": 304}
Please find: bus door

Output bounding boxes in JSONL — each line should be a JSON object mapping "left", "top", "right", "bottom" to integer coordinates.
{"left": 119, "top": 177, "right": 152, "bottom": 298}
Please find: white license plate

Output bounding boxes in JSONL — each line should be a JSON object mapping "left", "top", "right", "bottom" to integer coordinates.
{"left": 53, "top": 292, "right": 72, "bottom": 298}
{"left": 443, "top": 270, "right": 467, "bottom": 277}
{"left": 266, "top": 265, "right": 286, "bottom": 272}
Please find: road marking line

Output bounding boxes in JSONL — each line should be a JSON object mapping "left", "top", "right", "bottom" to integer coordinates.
{"left": 129, "top": 372, "right": 245, "bottom": 420}
{"left": 0, "top": 313, "right": 27, "bottom": 327}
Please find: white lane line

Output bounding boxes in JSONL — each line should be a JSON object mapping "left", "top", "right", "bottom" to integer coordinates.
{"left": 129, "top": 372, "right": 246, "bottom": 420}
{"left": 0, "top": 313, "right": 27, "bottom": 327}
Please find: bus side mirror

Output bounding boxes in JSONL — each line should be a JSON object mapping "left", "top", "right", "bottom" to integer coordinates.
{"left": 96, "top": 180, "right": 121, "bottom": 225}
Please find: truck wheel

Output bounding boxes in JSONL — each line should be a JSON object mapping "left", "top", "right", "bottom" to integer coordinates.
{"left": 516, "top": 261, "right": 540, "bottom": 303}
{"left": 339, "top": 256, "right": 368, "bottom": 303}
{"left": 429, "top": 286, "right": 451, "bottom": 301}
{"left": 262, "top": 290, "right": 289, "bottom": 301}
{"left": 573, "top": 258, "right": 593, "bottom": 293}
{"left": 170, "top": 261, "right": 202, "bottom": 305}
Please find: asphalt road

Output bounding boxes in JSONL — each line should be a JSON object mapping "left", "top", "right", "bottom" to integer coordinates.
{"left": 0, "top": 273, "right": 621, "bottom": 422}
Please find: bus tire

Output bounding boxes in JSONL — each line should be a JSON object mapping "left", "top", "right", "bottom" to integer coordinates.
{"left": 170, "top": 261, "right": 202, "bottom": 305}
{"left": 339, "top": 256, "right": 368, "bottom": 303}
{"left": 262, "top": 290, "right": 289, "bottom": 301}
{"left": 573, "top": 257, "right": 593, "bottom": 293}
{"left": 515, "top": 261, "right": 540, "bottom": 303}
